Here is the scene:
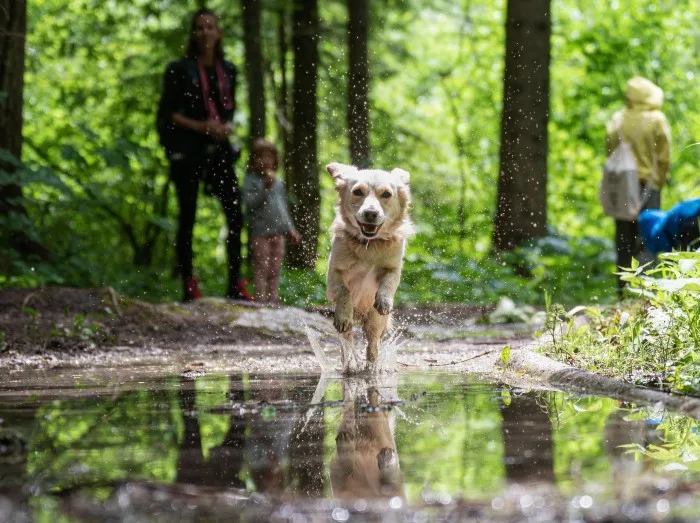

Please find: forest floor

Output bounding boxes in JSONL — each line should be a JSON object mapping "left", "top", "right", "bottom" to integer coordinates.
{"left": 0, "top": 286, "right": 530, "bottom": 374}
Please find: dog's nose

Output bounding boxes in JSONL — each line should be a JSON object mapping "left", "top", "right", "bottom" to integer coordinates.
{"left": 363, "top": 209, "right": 379, "bottom": 222}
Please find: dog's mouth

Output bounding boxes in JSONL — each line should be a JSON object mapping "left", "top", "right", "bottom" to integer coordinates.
{"left": 357, "top": 221, "right": 383, "bottom": 238}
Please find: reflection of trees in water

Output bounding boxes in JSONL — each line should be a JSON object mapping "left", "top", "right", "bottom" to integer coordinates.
{"left": 246, "top": 377, "right": 325, "bottom": 496}
{"left": 175, "top": 374, "right": 325, "bottom": 496}
{"left": 0, "top": 403, "right": 37, "bottom": 503}
{"left": 500, "top": 390, "right": 555, "bottom": 483}
{"left": 330, "top": 378, "right": 404, "bottom": 500}
{"left": 288, "top": 382, "right": 325, "bottom": 497}
{"left": 176, "top": 375, "right": 245, "bottom": 488}
{"left": 23, "top": 379, "right": 180, "bottom": 490}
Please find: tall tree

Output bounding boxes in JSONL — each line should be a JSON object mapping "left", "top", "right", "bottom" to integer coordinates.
{"left": 241, "top": 0, "right": 266, "bottom": 142}
{"left": 493, "top": 0, "right": 551, "bottom": 251}
{"left": 277, "top": 5, "right": 292, "bottom": 182}
{"left": 266, "top": 3, "right": 292, "bottom": 182}
{"left": 287, "top": 0, "right": 320, "bottom": 268}
{"left": 347, "top": 0, "right": 370, "bottom": 168}
{"left": 0, "top": 0, "right": 47, "bottom": 259}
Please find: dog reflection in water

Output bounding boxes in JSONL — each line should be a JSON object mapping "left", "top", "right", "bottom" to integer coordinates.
{"left": 330, "top": 379, "right": 404, "bottom": 500}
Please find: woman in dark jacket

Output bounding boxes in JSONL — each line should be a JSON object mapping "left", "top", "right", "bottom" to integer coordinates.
{"left": 157, "top": 8, "right": 251, "bottom": 301}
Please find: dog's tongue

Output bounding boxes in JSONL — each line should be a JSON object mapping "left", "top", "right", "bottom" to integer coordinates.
{"left": 362, "top": 224, "right": 378, "bottom": 235}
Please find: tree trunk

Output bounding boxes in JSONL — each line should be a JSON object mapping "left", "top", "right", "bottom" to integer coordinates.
{"left": 493, "top": 0, "right": 551, "bottom": 251}
{"left": 287, "top": 0, "right": 320, "bottom": 269}
{"left": 0, "top": 0, "right": 48, "bottom": 259}
{"left": 241, "top": 0, "right": 266, "bottom": 142}
{"left": 347, "top": 0, "right": 370, "bottom": 168}
{"left": 277, "top": 6, "right": 292, "bottom": 183}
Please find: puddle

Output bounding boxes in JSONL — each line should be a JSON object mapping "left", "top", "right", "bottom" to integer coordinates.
{"left": 0, "top": 371, "right": 698, "bottom": 521}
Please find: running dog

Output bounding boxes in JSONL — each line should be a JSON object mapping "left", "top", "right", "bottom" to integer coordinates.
{"left": 326, "top": 162, "right": 414, "bottom": 373}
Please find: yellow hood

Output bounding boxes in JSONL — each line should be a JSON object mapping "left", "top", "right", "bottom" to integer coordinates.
{"left": 626, "top": 76, "right": 664, "bottom": 111}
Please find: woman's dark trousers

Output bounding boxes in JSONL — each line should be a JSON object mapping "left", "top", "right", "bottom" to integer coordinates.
{"left": 171, "top": 146, "right": 243, "bottom": 297}
{"left": 615, "top": 187, "right": 660, "bottom": 294}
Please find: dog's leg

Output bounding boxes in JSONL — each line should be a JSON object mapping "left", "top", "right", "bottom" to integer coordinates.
{"left": 364, "top": 307, "right": 390, "bottom": 364}
{"left": 331, "top": 281, "right": 354, "bottom": 334}
{"left": 341, "top": 328, "right": 364, "bottom": 374}
{"left": 374, "top": 268, "right": 401, "bottom": 316}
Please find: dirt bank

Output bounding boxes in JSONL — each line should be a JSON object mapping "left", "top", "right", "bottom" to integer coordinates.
{"left": 0, "top": 287, "right": 512, "bottom": 370}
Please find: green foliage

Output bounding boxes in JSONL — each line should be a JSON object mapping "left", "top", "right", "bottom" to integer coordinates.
{"left": 3, "top": 0, "right": 697, "bottom": 306}
{"left": 543, "top": 252, "right": 700, "bottom": 395}
{"left": 620, "top": 414, "right": 700, "bottom": 473}
{"left": 50, "top": 314, "right": 113, "bottom": 343}
{"left": 499, "top": 345, "right": 510, "bottom": 365}
{"left": 28, "top": 389, "right": 181, "bottom": 491}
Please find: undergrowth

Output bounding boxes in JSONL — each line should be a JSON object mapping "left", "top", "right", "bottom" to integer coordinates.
{"left": 541, "top": 252, "right": 700, "bottom": 396}
{"left": 2, "top": 233, "right": 617, "bottom": 308}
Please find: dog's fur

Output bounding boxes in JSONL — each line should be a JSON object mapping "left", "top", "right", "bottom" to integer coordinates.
{"left": 326, "top": 162, "right": 414, "bottom": 372}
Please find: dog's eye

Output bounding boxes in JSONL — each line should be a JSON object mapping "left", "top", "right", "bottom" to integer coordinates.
{"left": 381, "top": 191, "right": 392, "bottom": 199}
{"left": 352, "top": 188, "right": 364, "bottom": 197}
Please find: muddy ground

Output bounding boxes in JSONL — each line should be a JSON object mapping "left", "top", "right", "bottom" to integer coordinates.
{"left": 3, "top": 286, "right": 700, "bottom": 421}
{"left": 0, "top": 286, "right": 529, "bottom": 373}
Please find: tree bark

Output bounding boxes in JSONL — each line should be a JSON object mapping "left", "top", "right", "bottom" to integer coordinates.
{"left": 287, "top": 0, "right": 320, "bottom": 269}
{"left": 277, "top": 6, "right": 292, "bottom": 183}
{"left": 493, "top": 0, "right": 551, "bottom": 251}
{"left": 347, "top": 0, "right": 370, "bottom": 168}
{"left": 0, "top": 0, "right": 48, "bottom": 259}
{"left": 241, "top": 0, "right": 266, "bottom": 143}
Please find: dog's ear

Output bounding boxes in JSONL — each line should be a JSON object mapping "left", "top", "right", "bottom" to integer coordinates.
{"left": 326, "top": 162, "right": 355, "bottom": 190}
{"left": 392, "top": 168, "right": 411, "bottom": 210}
{"left": 391, "top": 168, "right": 410, "bottom": 185}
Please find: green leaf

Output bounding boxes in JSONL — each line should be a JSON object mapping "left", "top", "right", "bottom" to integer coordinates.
{"left": 499, "top": 345, "right": 511, "bottom": 365}
{"left": 500, "top": 388, "right": 511, "bottom": 406}
{"left": 22, "top": 307, "right": 39, "bottom": 318}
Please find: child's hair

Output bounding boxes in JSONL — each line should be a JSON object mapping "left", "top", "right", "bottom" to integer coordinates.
{"left": 247, "top": 138, "right": 279, "bottom": 171}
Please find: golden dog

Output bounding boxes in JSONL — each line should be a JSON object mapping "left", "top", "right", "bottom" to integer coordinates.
{"left": 326, "top": 162, "right": 414, "bottom": 373}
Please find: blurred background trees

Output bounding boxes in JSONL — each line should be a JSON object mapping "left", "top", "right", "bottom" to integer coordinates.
{"left": 493, "top": 0, "right": 551, "bottom": 251}
{"left": 0, "top": 0, "right": 49, "bottom": 261}
{"left": 0, "top": 0, "right": 697, "bottom": 305}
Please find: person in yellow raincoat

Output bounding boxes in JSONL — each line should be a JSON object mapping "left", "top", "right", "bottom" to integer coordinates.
{"left": 605, "top": 76, "right": 671, "bottom": 292}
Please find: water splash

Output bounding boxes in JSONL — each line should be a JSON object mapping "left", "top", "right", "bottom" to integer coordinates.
{"left": 303, "top": 321, "right": 332, "bottom": 373}
{"left": 339, "top": 334, "right": 364, "bottom": 374}
{"left": 300, "top": 374, "right": 329, "bottom": 434}
{"left": 372, "top": 328, "right": 407, "bottom": 374}
{"left": 302, "top": 318, "right": 406, "bottom": 375}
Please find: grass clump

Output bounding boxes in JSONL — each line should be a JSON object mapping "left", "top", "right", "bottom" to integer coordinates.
{"left": 540, "top": 253, "right": 700, "bottom": 396}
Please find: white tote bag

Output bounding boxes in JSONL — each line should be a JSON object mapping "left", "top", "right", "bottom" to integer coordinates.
{"left": 599, "top": 127, "right": 651, "bottom": 221}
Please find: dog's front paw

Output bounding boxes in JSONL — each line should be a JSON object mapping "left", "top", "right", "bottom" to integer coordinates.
{"left": 374, "top": 294, "right": 393, "bottom": 315}
{"left": 336, "top": 430, "right": 355, "bottom": 444}
{"left": 377, "top": 447, "right": 398, "bottom": 470}
{"left": 334, "top": 312, "right": 354, "bottom": 333}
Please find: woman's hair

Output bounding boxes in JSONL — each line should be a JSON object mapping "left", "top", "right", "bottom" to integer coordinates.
{"left": 247, "top": 138, "right": 279, "bottom": 171}
{"left": 186, "top": 9, "right": 225, "bottom": 59}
